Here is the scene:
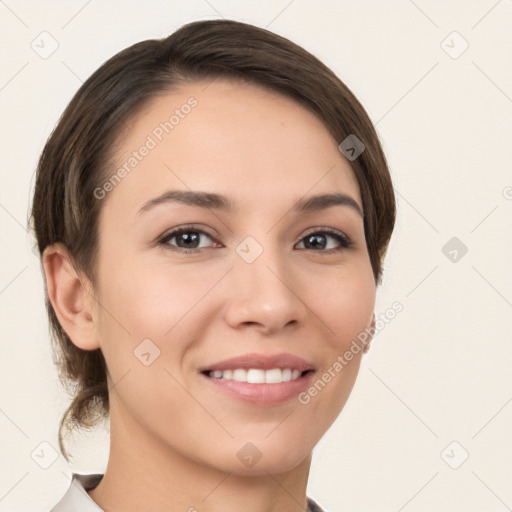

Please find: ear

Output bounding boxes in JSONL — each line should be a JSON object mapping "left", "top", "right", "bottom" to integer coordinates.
{"left": 42, "top": 243, "right": 100, "bottom": 351}
{"left": 362, "top": 312, "right": 376, "bottom": 354}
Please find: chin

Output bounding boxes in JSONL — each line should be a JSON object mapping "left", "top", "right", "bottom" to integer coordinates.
{"left": 197, "top": 435, "right": 314, "bottom": 477}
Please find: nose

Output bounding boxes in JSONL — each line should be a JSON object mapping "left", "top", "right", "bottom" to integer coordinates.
{"left": 223, "top": 246, "right": 309, "bottom": 336}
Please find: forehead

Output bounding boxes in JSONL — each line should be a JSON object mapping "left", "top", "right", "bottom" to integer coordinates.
{"left": 104, "top": 79, "right": 361, "bottom": 218}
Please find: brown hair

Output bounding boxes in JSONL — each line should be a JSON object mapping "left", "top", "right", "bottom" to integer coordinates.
{"left": 29, "top": 19, "right": 395, "bottom": 461}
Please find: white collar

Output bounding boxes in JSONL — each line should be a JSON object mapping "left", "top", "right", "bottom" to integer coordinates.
{"left": 51, "top": 472, "right": 326, "bottom": 512}
{"left": 50, "top": 473, "right": 104, "bottom": 512}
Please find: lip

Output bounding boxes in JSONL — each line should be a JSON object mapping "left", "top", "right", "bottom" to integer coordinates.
{"left": 199, "top": 352, "right": 316, "bottom": 406}
{"left": 199, "top": 352, "right": 315, "bottom": 372}
{"left": 201, "top": 371, "right": 315, "bottom": 406}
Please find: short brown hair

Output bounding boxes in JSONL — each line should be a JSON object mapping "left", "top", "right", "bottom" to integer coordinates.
{"left": 29, "top": 19, "right": 395, "bottom": 461}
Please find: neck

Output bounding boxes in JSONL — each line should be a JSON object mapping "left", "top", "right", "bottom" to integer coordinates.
{"left": 88, "top": 396, "right": 312, "bottom": 512}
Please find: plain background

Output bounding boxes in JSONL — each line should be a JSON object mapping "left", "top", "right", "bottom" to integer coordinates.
{"left": 1, "top": 1, "right": 511, "bottom": 511}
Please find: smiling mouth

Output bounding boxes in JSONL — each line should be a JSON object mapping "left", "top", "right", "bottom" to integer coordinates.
{"left": 202, "top": 368, "right": 313, "bottom": 384}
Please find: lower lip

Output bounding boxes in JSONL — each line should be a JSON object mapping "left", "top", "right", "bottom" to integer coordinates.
{"left": 200, "top": 371, "right": 315, "bottom": 406}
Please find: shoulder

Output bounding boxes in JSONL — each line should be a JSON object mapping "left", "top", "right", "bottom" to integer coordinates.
{"left": 49, "top": 473, "right": 104, "bottom": 512}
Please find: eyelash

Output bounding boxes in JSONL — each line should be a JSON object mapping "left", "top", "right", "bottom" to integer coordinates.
{"left": 157, "top": 225, "right": 353, "bottom": 255}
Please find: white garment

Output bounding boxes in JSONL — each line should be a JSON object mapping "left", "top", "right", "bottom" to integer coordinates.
{"left": 50, "top": 473, "right": 103, "bottom": 512}
{"left": 50, "top": 473, "right": 326, "bottom": 512}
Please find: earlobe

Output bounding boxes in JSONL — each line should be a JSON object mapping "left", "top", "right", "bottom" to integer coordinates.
{"left": 362, "top": 312, "right": 376, "bottom": 354}
{"left": 42, "top": 243, "right": 100, "bottom": 351}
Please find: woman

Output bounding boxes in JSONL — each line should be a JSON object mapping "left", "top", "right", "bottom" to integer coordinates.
{"left": 30, "top": 18, "right": 396, "bottom": 512}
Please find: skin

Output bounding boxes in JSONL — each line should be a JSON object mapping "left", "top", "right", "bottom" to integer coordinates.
{"left": 43, "top": 79, "right": 376, "bottom": 512}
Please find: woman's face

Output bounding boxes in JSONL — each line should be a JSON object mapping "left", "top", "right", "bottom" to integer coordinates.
{"left": 90, "top": 79, "right": 376, "bottom": 475}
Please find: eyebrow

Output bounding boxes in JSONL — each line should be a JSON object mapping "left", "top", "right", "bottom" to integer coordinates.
{"left": 136, "top": 190, "right": 364, "bottom": 218}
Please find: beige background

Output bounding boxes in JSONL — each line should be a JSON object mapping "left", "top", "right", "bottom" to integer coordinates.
{"left": 1, "top": 1, "right": 511, "bottom": 511}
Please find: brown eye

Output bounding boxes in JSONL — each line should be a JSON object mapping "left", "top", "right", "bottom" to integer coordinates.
{"left": 296, "top": 229, "right": 352, "bottom": 252}
{"left": 158, "top": 227, "right": 219, "bottom": 253}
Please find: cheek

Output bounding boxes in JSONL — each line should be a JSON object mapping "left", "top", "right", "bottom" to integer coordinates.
{"left": 93, "top": 257, "right": 207, "bottom": 414}
{"left": 95, "top": 253, "right": 226, "bottom": 383}
{"left": 302, "top": 263, "right": 375, "bottom": 413}
{"left": 98, "top": 253, "right": 208, "bottom": 338}
{"left": 311, "top": 262, "right": 375, "bottom": 349}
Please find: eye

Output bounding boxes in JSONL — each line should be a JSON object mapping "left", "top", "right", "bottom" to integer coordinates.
{"left": 157, "top": 225, "right": 353, "bottom": 255}
{"left": 295, "top": 228, "right": 353, "bottom": 253}
{"left": 158, "top": 226, "right": 219, "bottom": 254}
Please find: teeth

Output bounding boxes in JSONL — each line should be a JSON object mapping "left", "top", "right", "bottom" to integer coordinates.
{"left": 232, "top": 369, "right": 247, "bottom": 382}
{"left": 264, "top": 368, "right": 281, "bottom": 384}
{"left": 207, "top": 368, "right": 305, "bottom": 383}
{"left": 247, "top": 369, "right": 266, "bottom": 383}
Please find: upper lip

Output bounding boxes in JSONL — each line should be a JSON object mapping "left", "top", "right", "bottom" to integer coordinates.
{"left": 199, "top": 352, "right": 315, "bottom": 372}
